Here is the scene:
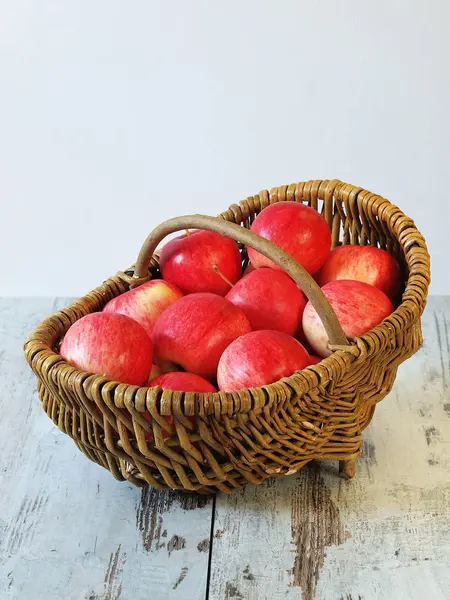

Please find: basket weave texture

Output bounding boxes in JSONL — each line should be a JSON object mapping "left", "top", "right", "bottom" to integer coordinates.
{"left": 24, "top": 180, "right": 430, "bottom": 493}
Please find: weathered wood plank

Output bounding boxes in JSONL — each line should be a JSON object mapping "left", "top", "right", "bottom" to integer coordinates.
{"left": 2, "top": 297, "right": 450, "bottom": 599}
{"left": 208, "top": 297, "right": 450, "bottom": 600}
{"left": 0, "top": 298, "right": 213, "bottom": 600}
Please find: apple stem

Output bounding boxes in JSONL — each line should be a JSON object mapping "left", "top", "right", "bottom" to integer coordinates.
{"left": 185, "top": 229, "right": 191, "bottom": 236}
{"left": 212, "top": 265, "right": 233, "bottom": 288}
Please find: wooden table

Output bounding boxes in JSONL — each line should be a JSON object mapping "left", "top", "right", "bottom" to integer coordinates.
{"left": 1, "top": 298, "right": 449, "bottom": 600}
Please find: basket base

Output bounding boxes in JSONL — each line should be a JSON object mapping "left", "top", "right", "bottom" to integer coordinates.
{"left": 339, "top": 459, "right": 357, "bottom": 479}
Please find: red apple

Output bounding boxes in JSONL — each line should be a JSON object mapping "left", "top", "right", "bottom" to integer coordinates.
{"left": 317, "top": 245, "right": 401, "bottom": 299}
{"left": 247, "top": 202, "right": 331, "bottom": 274}
{"left": 307, "top": 355, "right": 322, "bottom": 365}
{"left": 103, "top": 279, "right": 183, "bottom": 339}
{"left": 226, "top": 268, "right": 306, "bottom": 335}
{"left": 159, "top": 230, "right": 242, "bottom": 296}
{"left": 60, "top": 312, "right": 152, "bottom": 385}
{"left": 147, "top": 372, "right": 217, "bottom": 393}
{"left": 303, "top": 280, "right": 394, "bottom": 357}
{"left": 153, "top": 293, "right": 251, "bottom": 379}
{"left": 217, "top": 330, "right": 310, "bottom": 392}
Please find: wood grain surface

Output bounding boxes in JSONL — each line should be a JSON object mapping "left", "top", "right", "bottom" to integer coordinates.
{"left": 1, "top": 298, "right": 449, "bottom": 599}
{"left": 0, "top": 299, "right": 212, "bottom": 600}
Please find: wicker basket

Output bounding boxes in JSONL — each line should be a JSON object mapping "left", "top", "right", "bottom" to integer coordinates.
{"left": 24, "top": 180, "right": 430, "bottom": 494}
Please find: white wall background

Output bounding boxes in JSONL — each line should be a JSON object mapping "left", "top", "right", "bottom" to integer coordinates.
{"left": 1, "top": 0, "right": 449, "bottom": 296}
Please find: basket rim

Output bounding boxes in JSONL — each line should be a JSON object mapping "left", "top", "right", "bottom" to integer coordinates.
{"left": 24, "top": 179, "right": 430, "bottom": 418}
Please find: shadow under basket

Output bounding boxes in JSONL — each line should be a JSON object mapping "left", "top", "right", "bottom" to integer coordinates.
{"left": 24, "top": 180, "right": 430, "bottom": 494}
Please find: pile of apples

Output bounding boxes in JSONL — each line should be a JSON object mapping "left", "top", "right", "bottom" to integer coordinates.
{"left": 60, "top": 202, "right": 400, "bottom": 398}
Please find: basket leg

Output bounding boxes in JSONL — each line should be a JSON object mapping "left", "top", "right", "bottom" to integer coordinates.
{"left": 339, "top": 459, "right": 357, "bottom": 479}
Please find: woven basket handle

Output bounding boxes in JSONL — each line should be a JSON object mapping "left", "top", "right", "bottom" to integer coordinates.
{"left": 133, "top": 214, "right": 349, "bottom": 347}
